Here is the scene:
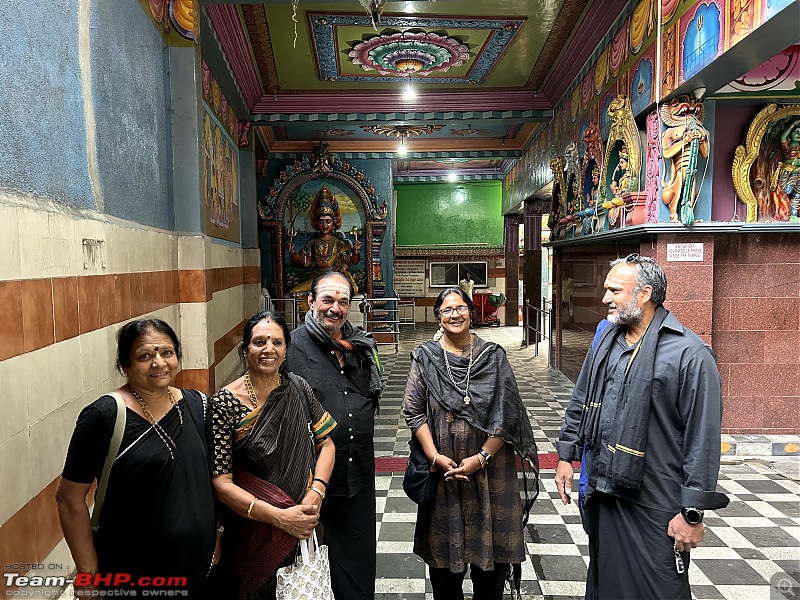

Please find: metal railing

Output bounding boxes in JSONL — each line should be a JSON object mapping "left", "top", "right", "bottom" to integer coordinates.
{"left": 360, "top": 296, "right": 400, "bottom": 353}
{"left": 263, "top": 296, "right": 302, "bottom": 330}
{"left": 523, "top": 298, "right": 551, "bottom": 357}
{"left": 397, "top": 298, "right": 416, "bottom": 329}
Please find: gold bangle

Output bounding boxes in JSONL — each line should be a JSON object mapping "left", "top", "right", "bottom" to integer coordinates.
{"left": 310, "top": 486, "right": 326, "bottom": 500}
{"left": 246, "top": 497, "right": 258, "bottom": 519}
{"left": 477, "top": 454, "right": 486, "bottom": 469}
{"left": 432, "top": 453, "right": 440, "bottom": 467}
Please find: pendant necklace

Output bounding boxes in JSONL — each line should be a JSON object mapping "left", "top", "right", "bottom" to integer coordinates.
{"left": 130, "top": 386, "right": 181, "bottom": 460}
{"left": 442, "top": 335, "right": 474, "bottom": 405}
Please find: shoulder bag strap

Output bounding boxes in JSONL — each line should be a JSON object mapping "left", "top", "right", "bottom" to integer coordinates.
{"left": 90, "top": 392, "right": 127, "bottom": 531}
{"left": 286, "top": 372, "right": 312, "bottom": 423}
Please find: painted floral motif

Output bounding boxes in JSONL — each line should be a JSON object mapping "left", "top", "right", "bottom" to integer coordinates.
{"left": 348, "top": 31, "right": 469, "bottom": 77}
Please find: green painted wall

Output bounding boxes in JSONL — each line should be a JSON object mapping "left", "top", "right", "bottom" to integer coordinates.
{"left": 396, "top": 181, "right": 503, "bottom": 246}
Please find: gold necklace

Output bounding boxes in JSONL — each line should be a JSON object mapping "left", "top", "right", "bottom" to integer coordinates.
{"left": 244, "top": 372, "right": 282, "bottom": 409}
{"left": 129, "top": 386, "right": 181, "bottom": 460}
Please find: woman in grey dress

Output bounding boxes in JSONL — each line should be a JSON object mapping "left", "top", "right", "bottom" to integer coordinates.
{"left": 402, "top": 287, "right": 539, "bottom": 600}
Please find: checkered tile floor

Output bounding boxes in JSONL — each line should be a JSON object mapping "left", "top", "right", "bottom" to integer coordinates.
{"left": 374, "top": 325, "right": 800, "bottom": 600}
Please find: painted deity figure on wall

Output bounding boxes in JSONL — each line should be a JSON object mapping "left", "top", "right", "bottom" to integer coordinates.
{"left": 288, "top": 184, "right": 363, "bottom": 294}
{"left": 770, "top": 119, "right": 800, "bottom": 221}
{"left": 660, "top": 96, "right": 710, "bottom": 224}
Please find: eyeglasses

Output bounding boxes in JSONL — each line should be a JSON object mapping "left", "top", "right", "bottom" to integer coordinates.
{"left": 438, "top": 305, "right": 470, "bottom": 317}
{"left": 625, "top": 253, "right": 641, "bottom": 263}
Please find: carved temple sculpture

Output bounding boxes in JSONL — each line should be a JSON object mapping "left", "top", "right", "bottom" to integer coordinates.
{"left": 259, "top": 143, "right": 388, "bottom": 306}
{"left": 598, "top": 94, "right": 643, "bottom": 230}
{"left": 579, "top": 123, "right": 604, "bottom": 235}
{"left": 660, "top": 95, "right": 710, "bottom": 225}
{"left": 732, "top": 103, "right": 800, "bottom": 223}
{"left": 548, "top": 154, "right": 568, "bottom": 238}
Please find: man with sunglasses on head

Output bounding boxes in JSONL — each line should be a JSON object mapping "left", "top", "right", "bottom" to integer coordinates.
{"left": 554, "top": 254, "right": 728, "bottom": 599}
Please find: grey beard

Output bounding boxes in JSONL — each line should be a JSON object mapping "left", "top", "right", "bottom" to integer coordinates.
{"left": 608, "top": 303, "right": 644, "bottom": 326}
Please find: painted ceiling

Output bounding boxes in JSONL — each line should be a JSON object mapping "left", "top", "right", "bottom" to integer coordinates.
{"left": 204, "top": 0, "right": 630, "bottom": 181}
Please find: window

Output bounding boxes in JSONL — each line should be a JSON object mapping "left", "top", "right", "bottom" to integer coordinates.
{"left": 429, "top": 261, "right": 488, "bottom": 288}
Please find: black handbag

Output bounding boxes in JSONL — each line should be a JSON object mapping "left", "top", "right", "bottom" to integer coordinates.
{"left": 403, "top": 435, "right": 438, "bottom": 504}
{"left": 403, "top": 399, "right": 440, "bottom": 504}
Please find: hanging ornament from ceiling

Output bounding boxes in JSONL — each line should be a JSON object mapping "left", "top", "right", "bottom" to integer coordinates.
{"left": 357, "top": 0, "right": 386, "bottom": 30}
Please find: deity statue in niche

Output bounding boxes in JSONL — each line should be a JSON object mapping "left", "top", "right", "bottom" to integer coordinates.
{"left": 609, "top": 144, "right": 632, "bottom": 198}
{"left": 579, "top": 165, "right": 600, "bottom": 235}
{"left": 602, "top": 144, "right": 631, "bottom": 226}
{"left": 287, "top": 184, "right": 363, "bottom": 294}
{"left": 771, "top": 119, "right": 800, "bottom": 221}
{"left": 660, "top": 95, "right": 710, "bottom": 225}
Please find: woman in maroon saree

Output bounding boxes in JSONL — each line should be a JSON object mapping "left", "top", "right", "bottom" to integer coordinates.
{"left": 207, "top": 311, "right": 335, "bottom": 600}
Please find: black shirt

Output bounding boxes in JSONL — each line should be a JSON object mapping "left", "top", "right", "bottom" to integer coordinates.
{"left": 287, "top": 326, "right": 375, "bottom": 497}
{"left": 557, "top": 313, "right": 725, "bottom": 512}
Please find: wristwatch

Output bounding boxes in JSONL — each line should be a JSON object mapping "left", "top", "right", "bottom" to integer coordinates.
{"left": 478, "top": 449, "right": 492, "bottom": 465}
{"left": 681, "top": 507, "right": 704, "bottom": 525}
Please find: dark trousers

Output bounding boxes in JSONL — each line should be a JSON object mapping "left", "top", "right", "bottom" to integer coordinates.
{"left": 585, "top": 492, "right": 691, "bottom": 600}
{"left": 320, "top": 485, "right": 377, "bottom": 600}
{"left": 429, "top": 563, "right": 508, "bottom": 600}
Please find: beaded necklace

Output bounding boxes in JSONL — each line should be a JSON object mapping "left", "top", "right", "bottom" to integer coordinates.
{"left": 441, "top": 334, "right": 474, "bottom": 405}
{"left": 129, "top": 386, "right": 181, "bottom": 460}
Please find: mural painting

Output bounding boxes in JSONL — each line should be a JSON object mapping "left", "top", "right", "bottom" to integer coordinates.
{"left": 733, "top": 104, "right": 800, "bottom": 222}
{"left": 260, "top": 144, "right": 388, "bottom": 309}
{"left": 147, "top": 0, "right": 200, "bottom": 42}
{"left": 203, "top": 109, "right": 240, "bottom": 243}
{"left": 285, "top": 180, "right": 365, "bottom": 295}
{"left": 679, "top": 1, "right": 724, "bottom": 83}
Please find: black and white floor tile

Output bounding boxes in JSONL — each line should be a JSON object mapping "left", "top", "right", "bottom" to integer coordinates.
{"left": 373, "top": 325, "right": 800, "bottom": 600}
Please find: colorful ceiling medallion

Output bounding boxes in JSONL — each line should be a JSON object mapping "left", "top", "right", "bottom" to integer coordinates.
{"left": 360, "top": 124, "right": 444, "bottom": 138}
{"left": 309, "top": 12, "right": 526, "bottom": 84}
{"left": 349, "top": 32, "right": 469, "bottom": 77}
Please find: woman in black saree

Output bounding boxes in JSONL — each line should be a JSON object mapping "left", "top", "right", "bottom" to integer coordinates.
{"left": 207, "top": 311, "right": 336, "bottom": 600}
{"left": 57, "top": 318, "right": 216, "bottom": 598}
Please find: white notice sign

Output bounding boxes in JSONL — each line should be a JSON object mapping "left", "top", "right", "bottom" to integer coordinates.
{"left": 394, "top": 260, "right": 426, "bottom": 296}
{"left": 666, "top": 243, "right": 704, "bottom": 262}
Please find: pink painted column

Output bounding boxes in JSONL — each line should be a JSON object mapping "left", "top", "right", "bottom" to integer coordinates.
{"left": 645, "top": 110, "right": 661, "bottom": 223}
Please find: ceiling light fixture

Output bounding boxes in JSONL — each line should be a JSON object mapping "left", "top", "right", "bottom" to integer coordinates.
{"left": 403, "top": 85, "right": 417, "bottom": 101}
{"left": 397, "top": 130, "right": 409, "bottom": 155}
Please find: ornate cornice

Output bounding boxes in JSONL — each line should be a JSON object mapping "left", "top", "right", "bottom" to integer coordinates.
{"left": 526, "top": 0, "right": 590, "bottom": 90}
{"left": 242, "top": 4, "right": 278, "bottom": 93}
{"left": 395, "top": 245, "right": 505, "bottom": 259}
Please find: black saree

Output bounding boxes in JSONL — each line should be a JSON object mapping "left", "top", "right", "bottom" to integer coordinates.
{"left": 91, "top": 390, "right": 216, "bottom": 597}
